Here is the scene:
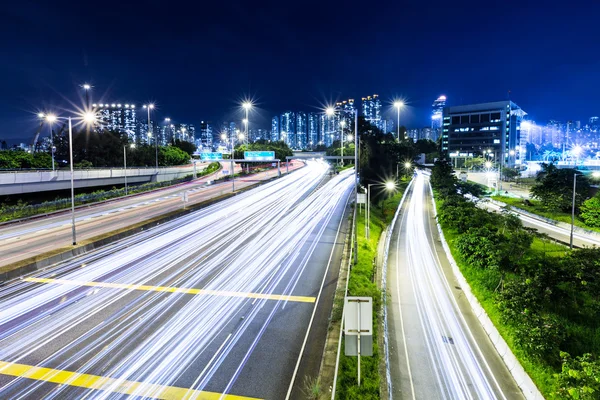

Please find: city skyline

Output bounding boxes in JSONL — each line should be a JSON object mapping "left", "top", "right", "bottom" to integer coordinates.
{"left": 1, "top": 1, "right": 599, "bottom": 143}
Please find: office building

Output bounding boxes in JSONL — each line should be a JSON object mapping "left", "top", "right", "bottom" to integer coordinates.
{"left": 271, "top": 116, "right": 280, "bottom": 141}
{"left": 431, "top": 95, "right": 446, "bottom": 129}
{"left": 280, "top": 111, "right": 296, "bottom": 148}
{"left": 442, "top": 100, "right": 527, "bottom": 166}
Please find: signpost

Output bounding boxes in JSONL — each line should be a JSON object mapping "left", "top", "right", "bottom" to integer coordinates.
{"left": 357, "top": 193, "right": 366, "bottom": 213}
{"left": 244, "top": 151, "right": 275, "bottom": 161}
{"left": 344, "top": 297, "right": 373, "bottom": 386}
{"left": 200, "top": 152, "right": 223, "bottom": 161}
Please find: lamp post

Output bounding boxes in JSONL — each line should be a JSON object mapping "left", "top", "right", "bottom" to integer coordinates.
{"left": 82, "top": 83, "right": 91, "bottom": 108}
{"left": 124, "top": 143, "right": 135, "bottom": 195}
{"left": 327, "top": 106, "right": 358, "bottom": 262}
{"left": 394, "top": 101, "right": 404, "bottom": 141}
{"left": 143, "top": 104, "right": 157, "bottom": 170}
{"left": 45, "top": 114, "right": 57, "bottom": 171}
{"left": 367, "top": 183, "right": 375, "bottom": 239}
{"left": 242, "top": 102, "right": 252, "bottom": 145}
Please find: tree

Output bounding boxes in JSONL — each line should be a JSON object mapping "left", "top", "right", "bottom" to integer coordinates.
{"left": 171, "top": 139, "right": 197, "bottom": 157}
{"left": 501, "top": 167, "right": 519, "bottom": 181}
{"left": 464, "top": 157, "right": 486, "bottom": 170}
{"left": 530, "top": 164, "right": 591, "bottom": 212}
{"left": 556, "top": 352, "right": 600, "bottom": 399}
{"left": 580, "top": 196, "right": 600, "bottom": 227}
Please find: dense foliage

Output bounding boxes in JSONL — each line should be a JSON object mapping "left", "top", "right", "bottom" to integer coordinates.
{"left": 530, "top": 163, "right": 590, "bottom": 212}
{"left": 0, "top": 151, "right": 53, "bottom": 169}
{"left": 580, "top": 196, "right": 600, "bottom": 227}
{"left": 2, "top": 129, "right": 194, "bottom": 169}
{"left": 432, "top": 158, "right": 600, "bottom": 398}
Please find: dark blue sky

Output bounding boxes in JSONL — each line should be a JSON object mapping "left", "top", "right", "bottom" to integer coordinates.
{"left": 1, "top": 0, "right": 599, "bottom": 142}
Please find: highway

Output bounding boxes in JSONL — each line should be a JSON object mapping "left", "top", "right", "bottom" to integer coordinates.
{"left": 386, "top": 172, "right": 523, "bottom": 400}
{"left": 0, "top": 162, "right": 302, "bottom": 269}
{"left": 0, "top": 161, "right": 354, "bottom": 399}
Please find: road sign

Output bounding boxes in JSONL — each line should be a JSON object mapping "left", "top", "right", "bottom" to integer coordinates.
{"left": 222, "top": 170, "right": 229, "bottom": 174}
{"left": 345, "top": 297, "right": 373, "bottom": 356}
{"left": 344, "top": 297, "right": 372, "bottom": 387}
{"left": 244, "top": 151, "right": 275, "bottom": 161}
{"left": 200, "top": 152, "right": 223, "bottom": 161}
{"left": 357, "top": 193, "right": 366, "bottom": 204}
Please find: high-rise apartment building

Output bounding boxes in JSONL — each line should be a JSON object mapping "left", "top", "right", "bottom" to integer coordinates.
{"left": 280, "top": 111, "right": 296, "bottom": 148}
{"left": 361, "top": 95, "right": 382, "bottom": 130}
{"left": 93, "top": 103, "right": 138, "bottom": 141}
{"left": 431, "top": 95, "right": 446, "bottom": 129}
{"left": 271, "top": 116, "right": 280, "bottom": 141}
{"left": 308, "top": 113, "right": 320, "bottom": 148}
{"left": 296, "top": 112, "right": 307, "bottom": 149}
{"left": 199, "top": 121, "right": 212, "bottom": 149}
{"left": 442, "top": 100, "right": 527, "bottom": 166}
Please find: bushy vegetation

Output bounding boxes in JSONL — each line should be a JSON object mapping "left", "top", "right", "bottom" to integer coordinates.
{"left": 0, "top": 162, "right": 220, "bottom": 222}
{"left": 0, "top": 151, "right": 53, "bottom": 169}
{"left": 432, "top": 158, "right": 600, "bottom": 398}
{"left": 1, "top": 129, "right": 195, "bottom": 169}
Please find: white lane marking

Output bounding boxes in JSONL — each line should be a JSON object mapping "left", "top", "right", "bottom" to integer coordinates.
{"left": 284, "top": 189, "right": 351, "bottom": 400}
{"left": 395, "top": 190, "right": 417, "bottom": 400}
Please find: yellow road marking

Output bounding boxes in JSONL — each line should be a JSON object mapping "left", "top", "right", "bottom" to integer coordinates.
{"left": 23, "top": 277, "right": 316, "bottom": 303}
{"left": 0, "top": 360, "right": 261, "bottom": 400}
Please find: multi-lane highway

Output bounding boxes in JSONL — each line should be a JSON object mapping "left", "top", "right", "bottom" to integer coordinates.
{"left": 386, "top": 172, "right": 523, "bottom": 399}
{"left": 0, "top": 161, "right": 354, "bottom": 399}
{"left": 0, "top": 162, "right": 301, "bottom": 269}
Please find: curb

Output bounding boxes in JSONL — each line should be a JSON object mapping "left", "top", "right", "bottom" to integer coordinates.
{"left": 430, "top": 184, "right": 544, "bottom": 400}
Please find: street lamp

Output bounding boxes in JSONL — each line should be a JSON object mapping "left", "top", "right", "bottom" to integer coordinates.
{"left": 393, "top": 101, "right": 404, "bottom": 141}
{"left": 124, "top": 143, "right": 135, "bottom": 195}
{"left": 143, "top": 104, "right": 157, "bottom": 170}
{"left": 242, "top": 101, "right": 252, "bottom": 145}
{"left": 49, "top": 111, "right": 97, "bottom": 245}
{"left": 327, "top": 104, "right": 358, "bottom": 262}
{"left": 81, "top": 83, "right": 92, "bottom": 108}
{"left": 45, "top": 114, "right": 58, "bottom": 171}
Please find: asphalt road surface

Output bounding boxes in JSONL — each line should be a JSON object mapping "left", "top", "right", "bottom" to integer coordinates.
{"left": 0, "top": 161, "right": 353, "bottom": 400}
{"left": 0, "top": 162, "right": 303, "bottom": 269}
{"left": 387, "top": 172, "right": 524, "bottom": 400}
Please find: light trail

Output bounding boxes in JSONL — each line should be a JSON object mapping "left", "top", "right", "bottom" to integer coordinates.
{"left": 0, "top": 160, "right": 354, "bottom": 399}
{"left": 396, "top": 172, "right": 504, "bottom": 399}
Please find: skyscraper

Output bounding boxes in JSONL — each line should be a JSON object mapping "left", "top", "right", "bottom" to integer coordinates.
{"left": 271, "top": 116, "right": 280, "bottom": 141}
{"left": 308, "top": 112, "right": 320, "bottom": 148}
{"left": 93, "top": 103, "right": 138, "bottom": 141}
{"left": 361, "top": 95, "right": 382, "bottom": 131}
{"left": 199, "top": 121, "right": 212, "bottom": 149}
{"left": 280, "top": 111, "right": 296, "bottom": 148}
{"left": 296, "top": 111, "right": 307, "bottom": 149}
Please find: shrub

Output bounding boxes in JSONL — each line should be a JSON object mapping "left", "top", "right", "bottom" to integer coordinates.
{"left": 580, "top": 196, "right": 600, "bottom": 228}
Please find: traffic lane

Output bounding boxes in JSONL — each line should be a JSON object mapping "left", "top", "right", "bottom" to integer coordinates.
{"left": 0, "top": 164, "right": 338, "bottom": 398}
{"left": 423, "top": 182, "right": 523, "bottom": 399}
{"left": 0, "top": 167, "right": 297, "bottom": 267}
{"left": 229, "top": 180, "right": 353, "bottom": 400}
{"left": 0, "top": 162, "right": 296, "bottom": 242}
{"left": 479, "top": 201, "right": 597, "bottom": 248}
{"left": 389, "top": 176, "right": 513, "bottom": 399}
{"left": 387, "top": 181, "right": 443, "bottom": 400}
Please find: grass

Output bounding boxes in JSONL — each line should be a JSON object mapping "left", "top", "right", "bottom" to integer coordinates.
{"left": 492, "top": 195, "right": 600, "bottom": 233}
{"left": 336, "top": 181, "right": 408, "bottom": 400}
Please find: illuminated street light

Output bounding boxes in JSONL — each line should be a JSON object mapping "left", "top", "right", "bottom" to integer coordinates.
{"left": 46, "top": 114, "right": 57, "bottom": 123}
{"left": 37, "top": 112, "right": 45, "bottom": 119}
{"left": 385, "top": 181, "right": 396, "bottom": 191}
{"left": 393, "top": 101, "right": 404, "bottom": 141}
{"left": 143, "top": 104, "right": 158, "bottom": 170}
{"left": 340, "top": 120, "right": 346, "bottom": 166}
{"left": 485, "top": 161, "right": 492, "bottom": 169}
{"left": 325, "top": 107, "right": 335, "bottom": 116}
{"left": 45, "top": 114, "right": 58, "bottom": 171}
{"left": 221, "top": 133, "right": 227, "bottom": 141}
{"left": 404, "top": 162, "right": 411, "bottom": 169}
{"left": 592, "top": 171, "right": 600, "bottom": 178}
{"left": 242, "top": 102, "right": 252, "bottom": 145}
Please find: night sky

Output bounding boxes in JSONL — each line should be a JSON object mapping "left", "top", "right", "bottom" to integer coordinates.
{"left": 1, "top": 0, "right": 599, "bottom": 142}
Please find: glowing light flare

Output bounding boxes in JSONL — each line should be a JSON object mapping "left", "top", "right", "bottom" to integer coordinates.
{"left": 393, "top": 101, "right": 404, "bottom": 108}
{"left": 385, "top": 181, "right": 396, "bottom": 191}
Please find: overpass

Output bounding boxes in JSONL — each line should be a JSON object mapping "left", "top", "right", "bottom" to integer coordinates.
{"left": 0, "top": 163, "right": 210, "bottom": 196}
